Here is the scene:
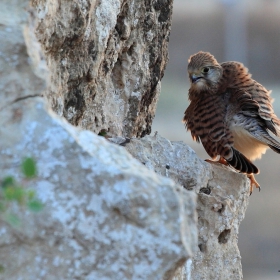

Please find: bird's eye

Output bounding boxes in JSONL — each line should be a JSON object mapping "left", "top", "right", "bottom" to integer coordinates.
{"left": 202, "top": 67, "right": 210, "bottom": 74}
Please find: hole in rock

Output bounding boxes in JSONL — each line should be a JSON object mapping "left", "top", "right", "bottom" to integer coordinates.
{"left": 198, "top": 243, "right": 206, "bottom": 252}
{"left": 218, "top": 229, "right": 231, "bottom": 244}
{"left": 199, "top": 187, "right": 211, "bottom": 195}
{"left": 218, "top": 204, "right": 224, "bottom": 213}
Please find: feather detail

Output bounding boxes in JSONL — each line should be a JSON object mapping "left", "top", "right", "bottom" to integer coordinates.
{"left": 184, "top": 51, "right": 280, "bottom": 183}
{"left": 227, "top": 148, "right": 259, "bottom": 174}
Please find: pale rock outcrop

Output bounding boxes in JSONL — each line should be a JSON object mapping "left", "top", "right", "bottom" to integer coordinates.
{"left": 0, "top": 1, "right": 46, "bottom": 109}
{"left": 0, "top": 0, "right": 250, "bottom": 279}
{"left": 0, "top": 0, "right": 198, "bottom": 279}
{"left": 0, "top": 98, "right": 197, "bottom": 280}
{"left": 124, "top": 135, "right": 250, "bottom": 280}
{"left": 30, "top": 0, "right": 173, "bottom": 138}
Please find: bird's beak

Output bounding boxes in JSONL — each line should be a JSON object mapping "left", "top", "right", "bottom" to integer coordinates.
{"left": 190, "top": 74, "right": 202, "bottom": 83}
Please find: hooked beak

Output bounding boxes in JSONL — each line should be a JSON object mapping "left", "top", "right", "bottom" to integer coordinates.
{"left": 190, "top": 74, "right": 202, "bottom": 83}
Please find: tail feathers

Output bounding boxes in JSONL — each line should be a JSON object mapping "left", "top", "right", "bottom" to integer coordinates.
{"left": 226, "top": 148, "right": 259, "bottom": 174}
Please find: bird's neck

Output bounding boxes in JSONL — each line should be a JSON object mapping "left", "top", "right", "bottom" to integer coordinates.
{"left": 188, "top": 84, "right": 220, "bottom": 101}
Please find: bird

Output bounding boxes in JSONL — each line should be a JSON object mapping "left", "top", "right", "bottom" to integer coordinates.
{"left": 183, "top": 51, "right": 280, "bottom": 194}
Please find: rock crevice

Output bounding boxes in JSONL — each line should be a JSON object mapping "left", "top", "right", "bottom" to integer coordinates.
{"left": 30, "top": 0, "right": 173, "bottom": 137}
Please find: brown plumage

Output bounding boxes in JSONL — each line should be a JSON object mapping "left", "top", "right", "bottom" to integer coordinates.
{"left": 183, "top": 51, "right": 280, "bottom": 193}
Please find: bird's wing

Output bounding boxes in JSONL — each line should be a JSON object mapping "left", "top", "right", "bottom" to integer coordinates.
{"left": 249, "top": 83, "right": 280, "bottom": 136}
{"left": 221, "top": 61, "right": 280, "bottom": 136}
{"left": 228, "top": 89, "right": 280, "bottom": 153}
{"left": 183, "top": 93, "right": 259, "bottom": 174}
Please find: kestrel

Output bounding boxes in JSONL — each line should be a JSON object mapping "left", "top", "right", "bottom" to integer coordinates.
{"left": 183, "top": 51, "right": 280, "bottom": 194}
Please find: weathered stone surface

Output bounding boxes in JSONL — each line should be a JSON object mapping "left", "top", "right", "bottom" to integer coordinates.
{"left": 0, "top": 1, "right": 198, "bottom": 279}
{"left": 30, "top": 0, "right": 173, "bottom": 137}
{"left": 124, "top": 134, "right": 250, "bottom": 280}
{"left": 0, "top": 0, "right": 46, "bottom": 109}
{"left": 191, "top": 163, "right": 249, "bottom": 280}
{"left": 124, "top": 133, "right": 212, "bottom": 193}
{"left": 1, "top": 0, "right": 250, "bottom": 279}
{"left": 0, "top": 99, "right": 197, "bottom": 280}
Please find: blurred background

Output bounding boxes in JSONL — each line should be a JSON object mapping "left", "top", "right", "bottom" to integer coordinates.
{"left": 152, "top": 0, "right": 280, "bottom": 279}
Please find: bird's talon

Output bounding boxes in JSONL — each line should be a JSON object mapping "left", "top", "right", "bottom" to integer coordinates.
{"left": 247, "top": 174, "right": 260, "bottom": 195}
{"left": 205, "top": 157, "right": 229, "bottom": 166}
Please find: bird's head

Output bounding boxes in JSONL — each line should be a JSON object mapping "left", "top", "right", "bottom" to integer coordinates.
{"left": 188, "top": 51, "right": 223, "bottom": 95}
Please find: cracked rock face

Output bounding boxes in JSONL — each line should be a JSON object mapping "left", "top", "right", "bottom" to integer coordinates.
{"left": 193, "top": 164, "right": 249, "bottom": 280}
{"left": 0, "top": 99, "right": 197, "bottom": 280}
{"left": 124, "top": 135, "right": 250, "bottom": 280}
{"left": 0, "top": 2, "right": 198, "bottom": 279}
{"left": 31, "top": 0, "right": 173, "bottom": 137}
{"left": 1, "top": 0, "right": 250, "bottom": 279}
{"left": 0, "top": 0, "right": 46, "bottom": 110}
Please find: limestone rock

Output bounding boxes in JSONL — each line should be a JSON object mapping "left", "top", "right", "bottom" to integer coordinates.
{"left": 0, "top": 1, "right": 198, "bottom": 279}
{"left": 124, "top": 134, "right": 250, "bottom": 280}
{"left": 0, "top": 98, "right": 197, "bottom": 280}
{"left": 1, "top": 0, "right": 250, "bottom": 279}
{"left": 30, "top": 0, "right": 173, "bottom": 137}
{"left": 191, "top": 163, "right": 249, "bottom": 280}
{"left": 0, "top": 0, "right": 46, "bottom": 109}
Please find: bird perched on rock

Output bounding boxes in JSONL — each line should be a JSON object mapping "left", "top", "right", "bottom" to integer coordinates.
{"left": 183, "top": 51, "right": 280, "bottom": 194}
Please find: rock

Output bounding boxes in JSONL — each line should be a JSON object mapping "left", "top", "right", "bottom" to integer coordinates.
{"left": 0, "top": 0, "right": 46, "bottom": 109}
{"left": 0, "top": 99, "right": 197, "bottom": 280}
{"left": 30, "top": 0, "right": 173, "bottom": 137}
{"left": 124, "top": 133, "right": 212, "bottom": 193}
{"left": 0, "top": 1, "right": 198, "bottom": 279}
{"left": 190, "top": 163, "right": 249, "bottom": 280}
{"left": 1, "top": 0, "right": 250, "bottom": 279}
{"left": 124, "top": 134, "right": 250, "bottom": 280}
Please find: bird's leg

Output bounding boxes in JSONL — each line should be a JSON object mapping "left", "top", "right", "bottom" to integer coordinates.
{"left": 247, "top": 174, "right": 261, "bottom": 195}
{"left": 205, "top": 157, "right": 229, "bottom": 166}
